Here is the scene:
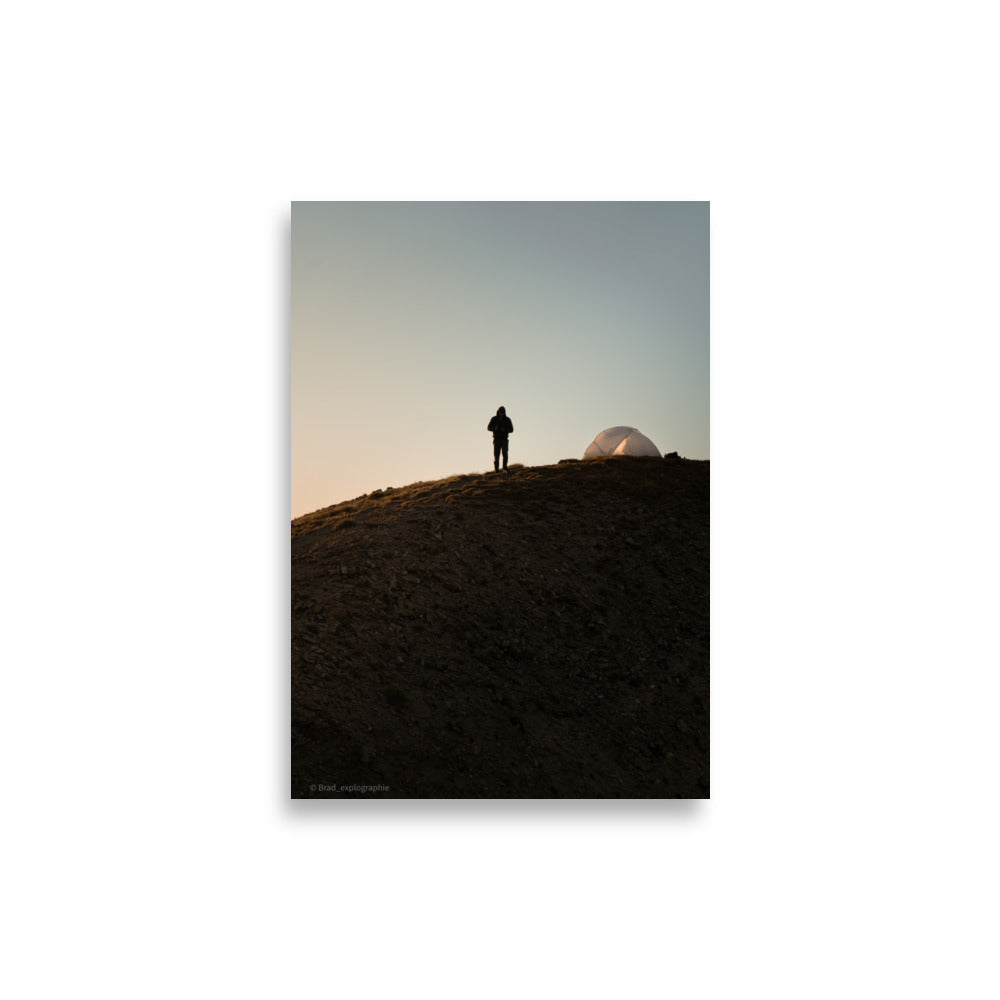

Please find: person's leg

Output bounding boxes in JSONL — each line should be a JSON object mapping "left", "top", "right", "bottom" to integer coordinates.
{"left": 501, "top": 439, "right": 509, "bottom": 470}
{"left": 493, "top": 439, "right": 500, "bottom": 472}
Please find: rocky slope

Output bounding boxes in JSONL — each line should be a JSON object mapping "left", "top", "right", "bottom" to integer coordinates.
{"left": 291, "top": 455, "right": 709, "bottom": 798}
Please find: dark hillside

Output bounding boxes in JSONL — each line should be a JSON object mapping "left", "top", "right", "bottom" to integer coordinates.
{"left": 291, "top": 456, "right": 709, "bottom": 798}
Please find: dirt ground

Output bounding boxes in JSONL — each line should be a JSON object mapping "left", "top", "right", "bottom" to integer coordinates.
{"left": 291, "top": 456, "right": 709, "bottom": 798}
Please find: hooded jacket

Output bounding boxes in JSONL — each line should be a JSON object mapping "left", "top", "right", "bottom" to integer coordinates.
{"left": 488, "top": 407, "right": 513, "bottom": 440}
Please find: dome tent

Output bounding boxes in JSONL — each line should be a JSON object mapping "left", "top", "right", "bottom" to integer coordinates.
{"left": 584, "top": 426, "right": 661, "bottom": 458}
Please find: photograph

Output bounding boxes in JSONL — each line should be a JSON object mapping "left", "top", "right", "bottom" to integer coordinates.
{"left": 291, "top": 201, "right": 709, "bottom": 797}
{"left": 10, "top": 1, "right": 997, "bottom": 992}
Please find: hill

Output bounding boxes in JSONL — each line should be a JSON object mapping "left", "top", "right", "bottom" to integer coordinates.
{"left": 291, "top": 456, "right": 709, "bottom": 798}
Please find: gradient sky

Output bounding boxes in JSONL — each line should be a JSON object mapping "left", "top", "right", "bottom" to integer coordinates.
{"left": 291, "top": 201, "right": 709, "bottom": 518}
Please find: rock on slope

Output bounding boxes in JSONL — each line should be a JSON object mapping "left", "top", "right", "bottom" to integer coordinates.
{"left": 291, "top": 456, "right": 709, "bottom": 798}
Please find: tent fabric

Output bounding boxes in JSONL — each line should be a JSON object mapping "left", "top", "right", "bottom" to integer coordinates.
{"left": 584, "top": 426, "right": 661, "bottom": 458}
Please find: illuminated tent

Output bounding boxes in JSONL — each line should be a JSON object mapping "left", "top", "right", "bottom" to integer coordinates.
{"left": 584, "top": 426, "right": 661, "bottom": 458}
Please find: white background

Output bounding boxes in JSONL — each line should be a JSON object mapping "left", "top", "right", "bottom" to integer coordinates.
{"left": 3, "top": 2, "right": 998, "bottom": 997}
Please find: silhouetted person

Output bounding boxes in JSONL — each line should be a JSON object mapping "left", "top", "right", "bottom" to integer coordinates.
{"left": 487, "top": 405, "right": 514, "bottom": 472}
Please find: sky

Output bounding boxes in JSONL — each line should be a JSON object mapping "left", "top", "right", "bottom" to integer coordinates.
{"left": 291, "top": 201, "right": 709, "bottom": 518}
